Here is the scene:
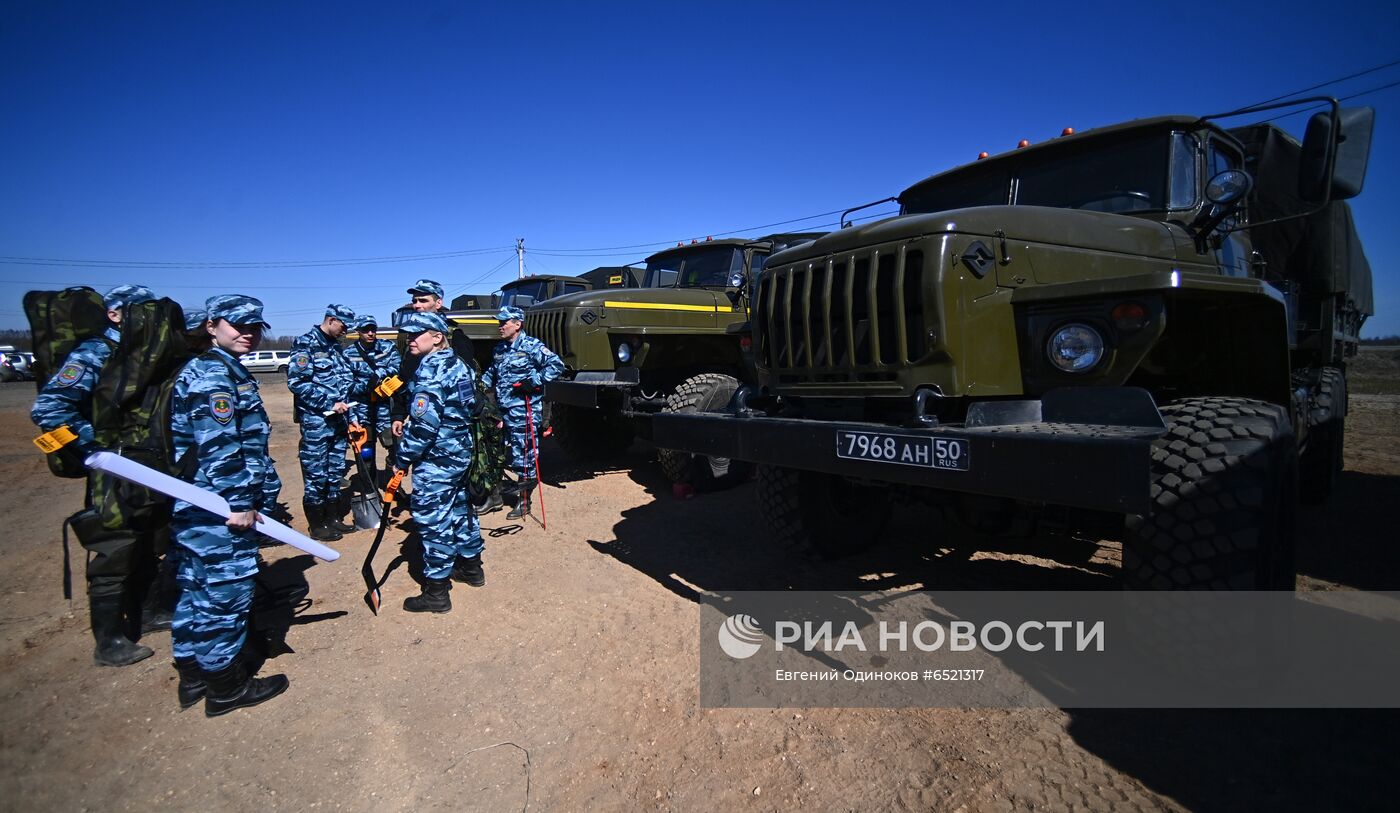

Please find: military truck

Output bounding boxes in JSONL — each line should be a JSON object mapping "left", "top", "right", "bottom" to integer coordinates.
{"left": 449, "top": 292, "right": 499, "bottom": 310}
{"left": 535, "top": 233, "right": 823, "bottom": 488}
{"left": 651, "top": 98, "right": 1375, "bottom": 589}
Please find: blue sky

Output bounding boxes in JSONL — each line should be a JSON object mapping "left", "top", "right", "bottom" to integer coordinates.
{"left": 3, "top": 1, "right": 1398, "bottom": 336}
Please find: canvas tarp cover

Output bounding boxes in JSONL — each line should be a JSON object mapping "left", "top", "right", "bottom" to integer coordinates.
{"left": 1230, "top": 123, "right": 1373, "bottom": 315}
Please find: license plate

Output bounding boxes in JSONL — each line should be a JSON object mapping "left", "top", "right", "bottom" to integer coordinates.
{"left": 835, "top": 430, "right": 970, "bottom": 471}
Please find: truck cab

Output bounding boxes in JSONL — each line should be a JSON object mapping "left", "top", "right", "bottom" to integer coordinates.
{"left": 535, "top": 233, "right": 823, "bottom": 486}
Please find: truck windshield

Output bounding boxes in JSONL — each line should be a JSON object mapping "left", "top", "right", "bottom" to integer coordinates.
{"left": 901, "top": 132, "right": 1185, "bottom": 216}
{"left": 501, "top": 281, "right": 551, "bottom": 307}
{"left": 644, "top": 247, "right": 745, "bottom": 288}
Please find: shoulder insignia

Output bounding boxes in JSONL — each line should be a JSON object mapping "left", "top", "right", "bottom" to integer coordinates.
{"left": 55, "top": 362, "right": 85, "bottom": 387}
{"left": 292, "top": 352, "right": 311, "bottom": 368}
{"left": 210, "top": 392, "right": 235, "bottom": 424}
{"left": 236, "top": 382, "right": 256, "bottom": 394}
{"left": 411, "top": 393, "right": 430, "bottom": 418}
{"left": 312, "top": 351, "right": 329, "bottom": 360}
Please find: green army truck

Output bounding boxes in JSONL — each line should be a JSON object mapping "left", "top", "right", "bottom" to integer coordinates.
{"left": 651, "top": 98, "right": 1375, "bottom": 589}
{"left": 534, "top": 233, "right": 823, "bottom": 488}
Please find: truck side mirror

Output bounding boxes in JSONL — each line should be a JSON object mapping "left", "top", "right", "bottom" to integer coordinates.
{"left": 1206, "top": 169, "right": 1253, "bottom": 206}
{"left": 1299, "top": 106, "right": 1374, "bottom": 202}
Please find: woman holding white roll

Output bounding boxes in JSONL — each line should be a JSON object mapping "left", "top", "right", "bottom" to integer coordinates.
{"left": 168, "top": 294, "right": 288, "bottom": 717}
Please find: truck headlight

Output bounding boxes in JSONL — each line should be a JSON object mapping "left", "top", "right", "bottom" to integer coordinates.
{"left": 1046, "top": 323, "right": 1104, "bottom": 373}
{"left": 616, "top": 342, "right": 632, "bottom": 363}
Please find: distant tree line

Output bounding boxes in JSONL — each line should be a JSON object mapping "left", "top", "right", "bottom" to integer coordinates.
{"left": 1360, "top": 335, "right": 1400, "bottom": 346}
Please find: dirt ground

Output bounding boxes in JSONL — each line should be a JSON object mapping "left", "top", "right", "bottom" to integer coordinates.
{"left": 1, "top": 370, "right": 1397, "bottom": 812}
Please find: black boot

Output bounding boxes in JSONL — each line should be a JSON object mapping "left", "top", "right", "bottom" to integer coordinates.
{"left": 402, "top": 578, "right": 452, "bottom": 613}
{"left": 324, "top": 495, "right": 357, "bottom": 534}
{"left": 173, "top": 658, "right": 206, "bottom": 710}
{"left": 90, "top": 593, "right": 153, "bottom": 667}
{"left": 202, "top": 657, "right": 288, "bottom": 718}
{"left": 476, "top": 489, "right": 504, "bottom": 515}
{"left": 304, "top": 501, "right": 342, "bottom": 542}
{"left": 451, "top": 555, "right": 486, "bottom": 587}
{"left": 506, "top": 479, "right": 536, "bottom": 520}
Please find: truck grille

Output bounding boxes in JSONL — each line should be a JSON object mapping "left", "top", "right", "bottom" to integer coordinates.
{"left": 532, "top": 308, "right": 571, "bottom": 359}
{"left": 757, "top": 247, "right": 926, "bottom": 381}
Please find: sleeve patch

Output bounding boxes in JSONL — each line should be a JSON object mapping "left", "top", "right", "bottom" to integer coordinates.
{"left": 411, "top": 394, "right": 430, "bottom": 418}
{"left": 291, "top": 352, "right": 311, "bottom": 368}
{"left": 55, "top": 362, "right": 86, "bottom": 387}
{"left": 210, "top": 392, "right": 235, "bottom": 424}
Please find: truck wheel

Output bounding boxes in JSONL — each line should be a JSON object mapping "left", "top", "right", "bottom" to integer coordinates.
{"left": 1299, "top": 367, "right": 1346, "bottom": 504}
{"left": 549, "top": 403, "right": 634, "bottom": 460}
{"left": 1123, "top": 398, "right": 1297, "bottom": 590}
{"left": 757, "top": 465, "right": 890, "bottom": 558}
{"left": 658, "top": 373, "right": 754, "bottom": 491}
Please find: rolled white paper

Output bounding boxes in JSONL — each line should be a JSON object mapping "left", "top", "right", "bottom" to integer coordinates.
{"left": 85, "top": 451, "right": 341, "bottom": 562}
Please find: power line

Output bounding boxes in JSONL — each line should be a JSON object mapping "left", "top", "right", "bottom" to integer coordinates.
{"left": 1249, "top": 57, "right": 1400, "bottom": 108}
{"left": 530, "top": 207, "right": 851, "bottom": 253}
{"left": 0, "top": 245, "right": 513, "bottom": 269}
{"left": 1254, "top": 78, "right": 1400, "bottom": 125}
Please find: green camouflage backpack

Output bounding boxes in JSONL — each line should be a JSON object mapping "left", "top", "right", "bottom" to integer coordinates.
{"left": 91, "top": 298, "right": 194, "bottom": 525}
{"left": 24, "top": 287, "right": 114, "bottom": 478}
{"left": 468, "top": 379, "right": 508, "bottom": 499}
{"left": 23, "top": 286, "right": 110, "bottom": 391}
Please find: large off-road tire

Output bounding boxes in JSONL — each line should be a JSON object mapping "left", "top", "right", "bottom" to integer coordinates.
{"left": 548, "top": 402, "right": 634, "bottom": 460}
{"left": 757, "top": 465, "right": 891, "bottom": 558}
{"left": 1123, "top": 398, "right": 1298, "bottom": 590}
{"left": 657, "top": 373, "right": 754, "bottom": 491}
{"left": 1299, "top": 367, "right": 1346, "bottom": 505}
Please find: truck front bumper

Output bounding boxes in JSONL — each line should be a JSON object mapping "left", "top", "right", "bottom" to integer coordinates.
{"left": 650, "top": 388, "right": 1167, "bottom": 515}
{"left": 545, "top": 368, "right": 639, "bottom": 408}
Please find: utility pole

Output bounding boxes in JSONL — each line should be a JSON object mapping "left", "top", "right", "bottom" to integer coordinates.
{"left": 516, "top": 237, "right": 525, "bottom": 280}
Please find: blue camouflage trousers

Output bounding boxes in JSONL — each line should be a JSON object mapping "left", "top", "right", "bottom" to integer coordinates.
{"left": 412, "top": 459, "right": 483, "bottom": 580}
{"left": 298, "top": 412, "right": 349, "bottom": 503}
{"left": 169, "top": 516, "right": 259, "bottom": 672}
{"left": 502, "top": 398, "right": 544, "bottom": 480}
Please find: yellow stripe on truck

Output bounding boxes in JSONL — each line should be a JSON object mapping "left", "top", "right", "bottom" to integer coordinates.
{"left": 603, "top": 301, "right": 734, "bottom": 313}
{"left": 451, "top": 318, "right": 500, "bottom": 325}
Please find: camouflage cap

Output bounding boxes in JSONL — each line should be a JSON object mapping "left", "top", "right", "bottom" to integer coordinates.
{"left": 205, "top": 294, "right": 271, "bottom": 327}
{"left": 496, "top": 305, "right": 526, "bottom": 323}
{"left": 324, "top": 304, "right": 356, "bottom": 323}
{"left": 182, "top": 308, "right": 208, "bottom": 331}
{"left": 354, "top": 314, "right": 380, "bottom": 330}
{"left": 407, "top": 279, "right": 445, "bottom": 299}
{"left": 103, "top": 284, "right": 157, "bottom": 310}
{"left": 397, "top": 311, "right": 450, "bottom": 335}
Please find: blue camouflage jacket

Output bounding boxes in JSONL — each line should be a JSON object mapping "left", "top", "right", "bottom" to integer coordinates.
{"left": 286, "top": 326, "right": 363, "bottom": 414}
{"left": 171, "top": 347, "right": 274, "bottom": 513}
{"left": 30, "top": 326, "right": 120, "bottom": 452}
{"left": 397, "top": 349, "right": 476, "bottom": 469}
{"left": 482, "top": 332, "right": 564, "bottom": 405}
{"left": 343, "top": 338, "right": 401, "bottom": 396}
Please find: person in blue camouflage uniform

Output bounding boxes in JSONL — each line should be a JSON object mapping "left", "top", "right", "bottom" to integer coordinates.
{"left": 168, "top": 294, "right": 288, "bottom": 716}
{"left": 31, "top": 284, "right": 162, "bottom": 667}
{"left": 184, "top": 306, "right": 292, "bottom": 527}
{"left": 482, "top": 305, "right": 564, "bottom": 520}
{"left": 394, "top": 312, "right": 484, "bottom": 613}
{"left": 344, "top": 314, "right": 401, "bottom": 441}
{"left": 286, "top": 304, "right": 362, "bottom": 541}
